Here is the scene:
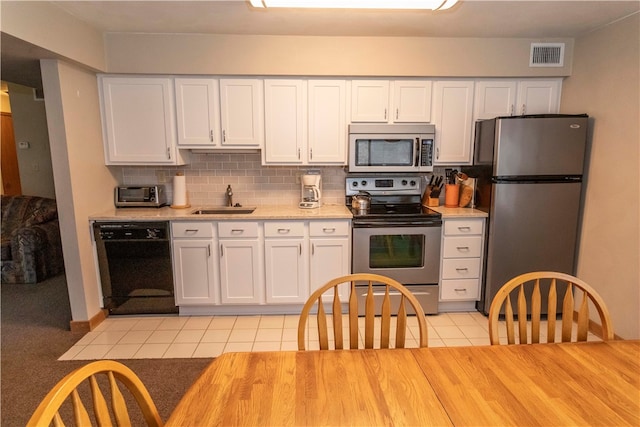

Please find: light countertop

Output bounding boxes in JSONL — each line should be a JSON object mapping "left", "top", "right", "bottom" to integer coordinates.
{"left": 89, "top": 203, "right": 488, "bottom": 221}
{"left": 89, "top": 204, "right": 353, "bottom": 221}
{"left": 428, "top": 205, "right": 488, "bottom": 218}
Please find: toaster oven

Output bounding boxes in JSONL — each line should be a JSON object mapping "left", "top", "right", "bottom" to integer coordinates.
{"left": 115, "top": 185, "right": 167, "bottom": 208}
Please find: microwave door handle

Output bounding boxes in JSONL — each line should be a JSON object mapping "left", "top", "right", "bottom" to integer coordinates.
{"left": 415, "top": 138, "right": 420, "bottom": 166}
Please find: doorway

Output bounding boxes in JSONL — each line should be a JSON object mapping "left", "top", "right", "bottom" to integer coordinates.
{"left": 1, "top": 111, "right": 22, "bottom": 195}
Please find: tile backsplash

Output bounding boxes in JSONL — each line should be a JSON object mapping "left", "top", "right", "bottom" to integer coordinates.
{"left": 119, "top": 152, "right": 349, "bottom": 207}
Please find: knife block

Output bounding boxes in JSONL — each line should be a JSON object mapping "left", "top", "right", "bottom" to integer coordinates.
{"left": 421, "top": 186, "right": 440, "bottom": 207}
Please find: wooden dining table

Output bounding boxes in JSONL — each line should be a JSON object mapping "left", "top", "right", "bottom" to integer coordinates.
{"left": 166, "top": 340, "right": 640, "bottom": 426}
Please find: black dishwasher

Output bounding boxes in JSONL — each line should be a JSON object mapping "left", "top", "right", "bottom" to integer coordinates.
{"left": 93, "top": 221, "right": 177, "bottom": 315}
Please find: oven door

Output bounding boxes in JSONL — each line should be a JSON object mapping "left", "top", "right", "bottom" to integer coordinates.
{"left": 352, "top": 225, "right": 441, "bottom": 284}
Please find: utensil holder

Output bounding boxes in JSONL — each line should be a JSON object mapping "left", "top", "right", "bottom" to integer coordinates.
{"left": 444, "top": 184, "right": 460, "bottom": 208}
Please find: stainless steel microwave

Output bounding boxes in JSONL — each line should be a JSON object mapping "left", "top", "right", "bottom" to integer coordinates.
{"left": 348, "top": 124, "right": 435, "bottom": 173}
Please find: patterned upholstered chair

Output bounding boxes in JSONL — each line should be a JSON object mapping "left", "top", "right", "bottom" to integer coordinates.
{"left": 1, "top": 195, "right": 64, "bottom": 283}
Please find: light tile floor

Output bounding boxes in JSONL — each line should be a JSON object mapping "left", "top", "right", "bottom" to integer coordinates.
{"left": 58, "top": 311, "right": 601, "bottom": 360}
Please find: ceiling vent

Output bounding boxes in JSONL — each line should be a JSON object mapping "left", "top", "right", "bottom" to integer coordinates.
{"left": 530, "top": 43, "right": 565, "bottom": 67}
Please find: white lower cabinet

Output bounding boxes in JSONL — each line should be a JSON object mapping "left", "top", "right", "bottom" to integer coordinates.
{"left": 264, "top": 222, "right": 308, "bottom": 303}
{"left": 172, "top": 222, "right": 218, "bottom": 305}
{"left": 171, "top": 219, "right": 350, "bottom": 312}
{"left": 218, "top": 222, "right": 263, "bottom": 304}
{"left": 309, "top": 221, "right": 351, "bottom": 299}
{"left": 440, "top": 218, "right": 485, "bottom": 302}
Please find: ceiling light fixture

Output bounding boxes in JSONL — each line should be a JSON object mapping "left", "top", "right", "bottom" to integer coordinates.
{"left": 249, "top": 0, "right": 459, "bottom": 10}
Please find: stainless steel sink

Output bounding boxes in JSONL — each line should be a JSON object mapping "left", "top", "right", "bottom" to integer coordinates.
{"left": 191, "top": 207, "right": 256, "bottom": 215}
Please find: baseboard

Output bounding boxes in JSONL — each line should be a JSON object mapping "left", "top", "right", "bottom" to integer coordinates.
{"left": 69, "top": 309, "right": 107, "bottom": 333}
{"left": 573, "top": 310, "right": 621, "bottom": 340}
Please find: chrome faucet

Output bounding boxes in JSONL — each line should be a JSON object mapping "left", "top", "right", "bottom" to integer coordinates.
{"left": 226, "top": 185, "right": 233, "bottom": 207}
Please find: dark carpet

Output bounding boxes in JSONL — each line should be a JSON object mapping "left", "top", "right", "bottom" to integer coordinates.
{"left": 1, "top": 274, "right": 212, "bottom": 426}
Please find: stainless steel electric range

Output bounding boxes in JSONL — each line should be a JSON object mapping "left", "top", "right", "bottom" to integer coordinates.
{"left": 346, "top": 175, "right": 442, "bottom": 314}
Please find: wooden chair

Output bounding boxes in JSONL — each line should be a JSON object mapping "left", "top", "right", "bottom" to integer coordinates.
{"left": 297, "top": 273, "right": 428, "bottom": 350}
{"left": 488, "top": 271, "right": 614, "bottom": 345}
{"left": 27, "top": 360, "right": 163, "bottom": 427}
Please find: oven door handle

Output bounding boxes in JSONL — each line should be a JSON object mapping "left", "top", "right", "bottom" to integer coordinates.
{"left": 353, "top": 220, "right": 442, "bottom": 228}
{"left": 363, "top": 290, "right": 434, "bottom": 298}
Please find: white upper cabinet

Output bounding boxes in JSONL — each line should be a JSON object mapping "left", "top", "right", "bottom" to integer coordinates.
{"left": 474, "top": 79, "right": 562, "bottom": 119}
{"left": 516, "top": 79, "right": 561, "bottom": 115}
{"left": 99, "top": 75, "right": 187, "bottom": 165}
{"left": 432, "top": 80, "right": 475, "bottom": 165}
{"left": 351, "top": 80, "right": 391, "bottom": 122}
{"left": 219, "top": 79, "right": 264, "bottom": 148}
{"left": 351, "top": 80, "right": 432, "bottom": 123}
{"left": 393, "top": 80, "right": 433, "bottom": 122}
{"left": 307, "top": 79, "right": 347, "bottom": 164}
{"left": 175, "top": 78, "right": 221, "bottom": 147}
{"left": 474, "top": 80, "right": 518, "bottom": 119}
{"left": 263, "top": 79, "right": 307, "bottom": 164}
{"left": 263, "top": 79, "right": 347, "bottom": 165}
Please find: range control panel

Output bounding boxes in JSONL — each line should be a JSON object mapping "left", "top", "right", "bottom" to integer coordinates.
{"left": 346, "top": 175, "right": 422, "bottom": 196}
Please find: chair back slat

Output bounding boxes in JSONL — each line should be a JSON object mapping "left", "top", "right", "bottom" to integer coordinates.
{"left": 316, "top": 298, "right": 329, "bottom": 350}
{"left": 53, "top": 412, "right": 65, "bottom": 427}
{"left": 89, "top": 375, "right": 113, "bottom": 426}
{"left": 332, "top": 290, "right": 344, "bottom": 349}
{"left": 108, "top": 372, "right": 132, "bottom": 427}
{"left": 576, "top": 289, "right": 590, "bottom": 341}
{"left": 380, "top": 286, "right": 391, "bottom": 348}
{"left": 517, "top": 286, "right": 528, "bottom": 344}
{"left": 71, "top": 389, "right": 92, "bottom": 426}
{"left": 547, "top": 279, "right": 557, "bottom": 342}
{"left": 561, "top": 283, "right": 574, "bottom": 342}
{"left": 531, "top": 280, "right": 541, "bottom": 343}
{"left": 364, "top": 280, "right": 375, "bottom": 348}
{"left": 348, "top": 280, "right": 358, "bottom": 348}
{"left": 488, "top": 271, "right": 614, "bottom": 346}
{"left": 504, "top": 296, "right": 515, "bottom": 344}
{"left": 395, "top": 297, "right": 407, "bottom": 348}
{"left": 298, "top": 273, "right": 429, "bottom": 350}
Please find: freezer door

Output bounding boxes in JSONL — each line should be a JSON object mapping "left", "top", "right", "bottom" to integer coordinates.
{"left": 480, "top": 181, "right": 581, "bottom": 314}
{"left": 495, "top": 116, "right": 587, "bottom": 177}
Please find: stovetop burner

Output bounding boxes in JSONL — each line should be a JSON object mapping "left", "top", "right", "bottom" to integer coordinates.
{"left": 349, "top": 202, "right": 441, "bottom": 219}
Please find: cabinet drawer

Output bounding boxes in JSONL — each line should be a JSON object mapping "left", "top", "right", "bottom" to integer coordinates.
{"left": 264, "top": 221, "right": 305, "bottom": 238}
{"left": 172, "top": 222, "right": 214, "bottom": 238}
{"left": 442, "top": 236, "right": 482, "bottom": 258}
{"left": 441, "top": 258, "right": 481, "bottom": 279}
{"left": 444, "top": 219, "right": 483, "bottom": 236}
{"left": 441, "top": 279, "right": 480, "bottom": 301}
{"left": 218, "top": 222, "right": 259, "bottom": 238}
{"left": 309, "top": 221, "right": 350, "bottom": 237}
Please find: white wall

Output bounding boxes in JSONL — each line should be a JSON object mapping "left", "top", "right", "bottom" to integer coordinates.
{"left": 561, "top": 13, "right": 640, "bottom": 339}
{"left": 105, "top": 33, "right": 573, "bottom": 77}
{"left": 7, "top": 82, "right": 55, "bottom": 198}
{"left": 41, "top": 59, "right": 118, "bottom": 322}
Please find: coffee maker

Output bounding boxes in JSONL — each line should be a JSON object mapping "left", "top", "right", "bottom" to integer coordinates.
{"left": 299, "top": 172, "right": 322, "bottom": 209}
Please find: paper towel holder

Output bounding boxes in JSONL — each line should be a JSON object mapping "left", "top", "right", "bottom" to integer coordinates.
{"left": 171, "top": 172, "right": 191, "bottom": 209}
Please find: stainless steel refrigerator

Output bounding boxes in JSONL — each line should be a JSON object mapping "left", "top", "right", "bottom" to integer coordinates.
{"left": 463, "top": 114, "right": 589, "bottom": 315}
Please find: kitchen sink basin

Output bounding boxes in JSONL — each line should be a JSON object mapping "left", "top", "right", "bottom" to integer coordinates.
{"left": 191, "top": 207, "right": 256, "bottom": 215}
